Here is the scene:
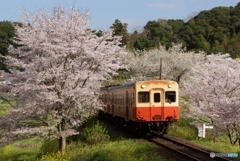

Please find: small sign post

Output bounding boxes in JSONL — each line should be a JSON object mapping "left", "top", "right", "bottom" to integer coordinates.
{"left": 197, "top": 127, "right": 203, "bottom": 138}
{"left": 196, "top": 124, "right": 213, "bottom": 138}
{"left": 202, "top": 124, "right": 213, "bottom": 138}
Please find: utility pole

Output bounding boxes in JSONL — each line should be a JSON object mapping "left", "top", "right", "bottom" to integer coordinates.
{"left": 159, "top": 57, "right": 162, "bottom": 80}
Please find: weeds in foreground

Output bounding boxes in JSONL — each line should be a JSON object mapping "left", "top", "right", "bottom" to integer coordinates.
{"left": 168, "top": 118, "right": 240, "bottom": 154}
{"left": 37, "top": 139, "right": 166, "bottom": 161}
{"left": 0, "top": 137, "right": 42, "bottom": 161}
{"left": 0, "top": 117, "right": 166, "bottom": 161}
{"left": 1, "top": 116, "right": 239, "bottom": 161}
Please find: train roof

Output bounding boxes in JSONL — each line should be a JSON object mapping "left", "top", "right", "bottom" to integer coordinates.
{"left": 100, "top": 80, "right": 177, "bottom": 91}
{"left": 100, "top": 81, "right": 136, "bottom": 91}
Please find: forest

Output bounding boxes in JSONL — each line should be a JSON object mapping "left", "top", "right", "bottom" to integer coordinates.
{"left": 1, "top": 3, "right": 240, "bottom": 71}
{"left": 115, "top": 2, "right": 240, "bottom": 57}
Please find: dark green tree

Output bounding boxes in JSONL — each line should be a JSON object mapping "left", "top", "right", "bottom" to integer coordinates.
{"left": 227, "top": 32, "right": 240, "bottom": 58}
{"left": 114, "top": 3, "right": 240, "bottom": 57}
{"left": 133, "top": 34, "right": 155, "bottom": 50}
{"left": 0, "top": 21, "right": 18, "bottom": 71}
{"left": 231, "top": 2, "right": 240, "bottom": 33}
{"left": 167, "top": 19, "right": 184, "bottom": 43}
{"left": 177, "top": 5, "right": 239, "bottom": 55}
{"left": 144, "top": 20, "right": 173, "bottom": 48}
{"left": 110, "top": 19, "right": 130, "bottom": 47}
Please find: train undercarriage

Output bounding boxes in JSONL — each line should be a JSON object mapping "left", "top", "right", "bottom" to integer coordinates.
{"left": 98, "top": 110, "right": 172, "bottom": 137}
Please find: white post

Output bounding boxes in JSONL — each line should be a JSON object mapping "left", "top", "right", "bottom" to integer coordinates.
{"left": 202, "top": 124, "right": 213, "bottom": 139}
{"left": 202, "top": 123, "right": 206, "bottom": 138}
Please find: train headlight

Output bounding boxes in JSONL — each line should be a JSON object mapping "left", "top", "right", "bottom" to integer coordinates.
{"left": 168, "top": 84, "right": 172, "bottom": 88}
{"left": 141, "top": 84, "right": 146, "bottom": 89}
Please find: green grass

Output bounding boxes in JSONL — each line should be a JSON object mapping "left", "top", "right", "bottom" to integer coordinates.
{"left": 192, "top": 139, "right": 239, "bottom": 153}
{"left": 168, "top": 117, "right": 196, "bottom": 140}
{"left": 57, "top": 139, "right": 166, "bottom": 161}
{"left": 168, "top": 117, "right": 240, "bottom": 155}
{"left": 0, "top": 137, "right": 44, "bottom": 161}
{"left": 0, "top": 116, "right": 166, "bottom": 161}
{"left": 1, "top": 114, "right": 239, "bottom": 161}
{"left": 36, "top": 140, "right": 165, "bottom": 161}
{"left": 0, "top": 100, "right": 12, "bottom": 115}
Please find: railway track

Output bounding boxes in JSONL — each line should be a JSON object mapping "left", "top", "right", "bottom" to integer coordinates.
{"left": 146, "top": 136, "right": 237, "bottom": 161}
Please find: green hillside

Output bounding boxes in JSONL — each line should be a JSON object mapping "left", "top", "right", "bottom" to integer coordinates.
{"left": 1, "top": 2, "right": 240, "bottom": 71}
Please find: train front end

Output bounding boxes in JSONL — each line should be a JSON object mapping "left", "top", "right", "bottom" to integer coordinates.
{"left": 135, "top": 80, "right": 179, "bottom": 134}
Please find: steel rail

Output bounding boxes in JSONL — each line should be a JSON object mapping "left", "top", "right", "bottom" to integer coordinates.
{"left": 146, "top": 136, "right": 235, "bottom": 161}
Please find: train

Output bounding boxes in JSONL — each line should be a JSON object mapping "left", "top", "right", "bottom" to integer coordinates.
{"left": 99, "top": 80, "right": 179, "bottom": 135}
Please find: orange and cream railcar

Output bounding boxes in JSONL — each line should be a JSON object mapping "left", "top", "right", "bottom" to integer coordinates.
{"left": 99, "top": 80, "right": 179, "bottom": 135}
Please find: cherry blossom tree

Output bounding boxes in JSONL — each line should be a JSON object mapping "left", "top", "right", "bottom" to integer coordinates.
{"left": 0, "top": 6, "right": 127, "bottom": 153}
{"left": 122, "top": 44, "right": 198, "bottom": 84}
{"left": 182, "top": 54, "right": 240, "bottom": 145}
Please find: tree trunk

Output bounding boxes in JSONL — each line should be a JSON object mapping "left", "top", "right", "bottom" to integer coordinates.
{"left": 59, "top": 136, "right": 66, "bottom": 155}
{"left": 58, "top": 118, "right": 67, "bottom": 154}
{"left": 238, "top": 138, "right": 240, "bottom": 148}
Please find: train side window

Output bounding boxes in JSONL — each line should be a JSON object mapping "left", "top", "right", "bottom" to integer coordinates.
{"left": 165, "top": 91, "right": 176, "bottom": 103}
{"left": 129, "top": 93, "right": 132, "bottom": 106}
{"left": 117, "top": 94, "right": 119, "bottom": 104}
{"left": 120, "top": 94, "right": 122, "bottom": 105}
{"left": 154, "top": 93, "right": 160, "bottom": 102}
{"left": 138, "top": 92, "right": 149, "bottom": 103}
{"left": 111, "top": 93, "right": 114, "bottom": 104}
{"left": 131, "top": 94, "right": 133, "bottom": 106}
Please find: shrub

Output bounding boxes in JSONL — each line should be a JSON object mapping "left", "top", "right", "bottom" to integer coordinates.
{"left": 37, "top": 151, "right": 69, "bottom": 161}
{"left": 38, "top": 139, "right": 59, "bottom": 155}
{"left": 81, "top": 121, "right": 110, "bottom": 145}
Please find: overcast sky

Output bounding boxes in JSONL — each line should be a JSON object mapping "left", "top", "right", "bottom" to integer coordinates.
{"left": 0, "top": 0, "right": 239, "bottom": 32}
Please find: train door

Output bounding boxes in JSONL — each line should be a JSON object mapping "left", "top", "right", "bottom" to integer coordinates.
{"left": 150, "top": 88, "right": 164, "bottom": 121}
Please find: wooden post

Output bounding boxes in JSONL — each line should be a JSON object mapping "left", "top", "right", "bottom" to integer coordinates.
{"left": 159, "top": 57, "right": 162, "bottom": 80}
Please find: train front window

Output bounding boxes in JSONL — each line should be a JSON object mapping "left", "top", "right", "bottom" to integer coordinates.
{"left": 165, "top": 91, "right": 176, "bottom": 103}
{"left": 154, "top": 93, "right": 160, "bottom": 102}
{"left": 138, "top": 92, "right": 149, "bottom": 103}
